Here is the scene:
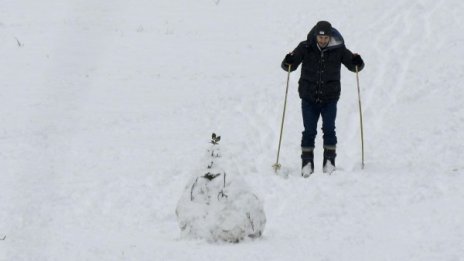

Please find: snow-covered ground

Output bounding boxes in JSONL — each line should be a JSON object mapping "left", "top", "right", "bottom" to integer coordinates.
{"left": 1, "top": 0, "right": 464, "bottom": 260}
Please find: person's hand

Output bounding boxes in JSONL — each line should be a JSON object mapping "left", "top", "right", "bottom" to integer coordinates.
{"left": 352, "top": 54, "right": 363, "bottom": 66}
{"left": 284, "top": 53, "right": 295, "bottom": 65}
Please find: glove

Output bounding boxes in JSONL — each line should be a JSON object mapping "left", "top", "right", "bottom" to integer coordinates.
{"left": 284, "top": 53, "right": 295, "bottom": 65}
{"left": 352, "top": 54, "right": 363, "bottom": 66}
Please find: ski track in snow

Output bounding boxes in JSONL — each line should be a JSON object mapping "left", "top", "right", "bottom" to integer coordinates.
{"left": 1, "top": 0, "right": 464, "bottom": 260}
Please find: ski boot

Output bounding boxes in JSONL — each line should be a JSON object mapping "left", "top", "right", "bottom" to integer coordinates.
{"left": 323, "top": 147, "right": 336, "bottom": 174}
{"left": 301, "top": 148, "right": 314, "bottom": 178}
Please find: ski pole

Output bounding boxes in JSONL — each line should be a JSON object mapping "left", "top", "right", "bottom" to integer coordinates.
{"left": 355, "top": 66, "right": 365, "bottom": 169}
{"left": 273, "top": 64, "right": 291, "bottom": 173}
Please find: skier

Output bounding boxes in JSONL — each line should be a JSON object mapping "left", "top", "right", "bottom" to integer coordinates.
{"left": 281, "top": 21, "right": 364, "bottom": 177}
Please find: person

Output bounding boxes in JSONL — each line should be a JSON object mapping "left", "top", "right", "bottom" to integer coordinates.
{"left": 281, "top": 20, "right": 364, "bottom": 177}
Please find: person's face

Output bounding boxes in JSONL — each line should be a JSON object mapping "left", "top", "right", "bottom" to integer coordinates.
{"left": 317, "top": 35, "right": 330, "bottom": 48}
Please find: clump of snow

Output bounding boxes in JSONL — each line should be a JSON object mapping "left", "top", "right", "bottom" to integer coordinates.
{"left": 176, "top": 134, "right": 266, "bottom": 243}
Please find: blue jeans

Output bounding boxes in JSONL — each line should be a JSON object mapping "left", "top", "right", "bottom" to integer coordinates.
{"left": 301, "top": 99, "right": 337, "bottom": 149}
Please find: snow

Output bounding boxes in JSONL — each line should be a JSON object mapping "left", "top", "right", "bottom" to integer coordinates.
{"left": 1, "top": 0, "right": 464, "bottom": 260}
{"left": 176, "top": 138, "right": 266, "bottom": 242}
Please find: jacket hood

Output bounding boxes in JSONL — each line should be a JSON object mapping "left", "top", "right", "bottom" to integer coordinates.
{"left": 307, "top": 26, "right": 345, "bottom": 50}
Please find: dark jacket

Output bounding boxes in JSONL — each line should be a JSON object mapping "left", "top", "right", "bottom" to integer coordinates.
{"left": 281, "top": 27, "right": 364, "bottom": 103}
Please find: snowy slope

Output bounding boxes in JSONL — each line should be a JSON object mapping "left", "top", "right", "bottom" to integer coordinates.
{"left": 1, "top": 0, "right": 464, "bottom": 260}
